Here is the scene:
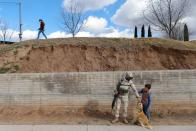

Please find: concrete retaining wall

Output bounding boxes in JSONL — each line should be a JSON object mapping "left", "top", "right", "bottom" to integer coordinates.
{"left": 0, "top": 70, "right": 196, "bottom": 110}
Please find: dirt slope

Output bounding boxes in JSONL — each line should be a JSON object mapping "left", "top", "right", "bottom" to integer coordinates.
{"left": 0, "top": 38, "right": 196, "bottom": 73}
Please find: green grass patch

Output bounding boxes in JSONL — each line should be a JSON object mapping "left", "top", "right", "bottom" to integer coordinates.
{"left": 0, "top": 67, "right": 10, "bottom": 74}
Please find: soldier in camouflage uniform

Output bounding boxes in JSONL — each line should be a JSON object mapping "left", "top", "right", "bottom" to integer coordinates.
{"left": 112, "top": 72, "right": 140, "bottom": 124}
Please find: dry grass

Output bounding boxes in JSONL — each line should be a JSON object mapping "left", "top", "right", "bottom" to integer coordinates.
{"left": 1, "top": 38, "right": 196, "bottom": 54}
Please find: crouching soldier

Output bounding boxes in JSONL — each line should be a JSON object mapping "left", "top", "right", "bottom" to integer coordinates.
{"left": 112, "top": 72, "right": 140, "bottom": 124}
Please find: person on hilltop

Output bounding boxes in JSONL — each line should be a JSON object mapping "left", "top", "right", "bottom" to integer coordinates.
{"left": 112, "top": 72, "right": 140, "bottom": 124}
{"left": 37, "top": 19, "right": 47, "bottom": 39}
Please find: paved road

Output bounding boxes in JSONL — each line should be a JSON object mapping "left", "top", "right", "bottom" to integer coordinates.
{"left": 0, "top": 125, "right": 196, "bottom": 131}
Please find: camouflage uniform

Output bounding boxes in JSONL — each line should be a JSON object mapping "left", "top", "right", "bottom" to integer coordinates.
{"left": 112, "top": 72, "right": 139, "bottom": 123}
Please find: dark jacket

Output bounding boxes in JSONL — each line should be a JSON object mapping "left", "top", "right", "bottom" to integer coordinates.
{"left": 39, "top": 21, "right": 45, "bottom": 31}
{"left": 139, "top": 88, "right": 151, "bottom": 107}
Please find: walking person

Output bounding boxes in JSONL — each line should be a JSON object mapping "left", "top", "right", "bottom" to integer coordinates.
{"left": 112, "top": 72, "right": 140, "bottom": 124}
{"left": 37, "top": 19, "right": 47, "bottom": 39}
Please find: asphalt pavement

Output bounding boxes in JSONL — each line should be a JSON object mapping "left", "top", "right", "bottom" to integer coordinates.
{"left": 0, "top": 125, "right": 196, "bottom": 131}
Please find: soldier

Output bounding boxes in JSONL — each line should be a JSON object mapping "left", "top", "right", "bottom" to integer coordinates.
{"left": 112, "top": 72, "right": 140, "bottom": 124}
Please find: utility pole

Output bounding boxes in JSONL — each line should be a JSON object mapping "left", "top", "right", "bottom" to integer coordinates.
{"left": 0, "top": 1, "right": 23, "bottom": 41}
{"left": 18, "top": 1, "right": 22, "bottom": 41}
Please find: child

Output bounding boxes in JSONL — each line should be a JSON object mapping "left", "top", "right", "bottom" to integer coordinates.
{"left": 139, "top": 84, "right": 152, "bottom": 120}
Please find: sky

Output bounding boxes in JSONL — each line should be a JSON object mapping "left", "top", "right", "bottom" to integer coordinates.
{"left": 0, "top": 0, "right": 195, "bottom": 41}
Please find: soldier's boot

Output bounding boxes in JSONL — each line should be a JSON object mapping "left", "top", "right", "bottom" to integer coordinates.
{"left": 123, "top": 118, "right": 129, "bottom": 124}
{"left": 111, "top": 117, "right": 119, "bottom": 123}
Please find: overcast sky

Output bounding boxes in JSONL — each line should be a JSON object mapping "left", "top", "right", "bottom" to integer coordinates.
{"left": 0, "top": 0, "right": 195, "bottom": 41}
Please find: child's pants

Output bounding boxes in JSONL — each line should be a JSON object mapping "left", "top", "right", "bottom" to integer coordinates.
{"left": 143, "top": 104, "right": 151, "bottom": 120}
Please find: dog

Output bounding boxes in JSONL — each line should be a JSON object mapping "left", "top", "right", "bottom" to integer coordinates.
{"left": 132, "top": 100, "right": 153, "bottom": 129}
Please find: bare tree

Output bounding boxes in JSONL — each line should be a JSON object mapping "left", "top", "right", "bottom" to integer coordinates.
{"left": 172, "top": 23, "right": 184, "bottom": 40}
{"left": 61, "top": 1, "right": 85, "bottom": 37}
{"left": 162, "top": 23, "right": 193, "bottom": 41}
{"left": 0, "top": 20, "right": 14, "bottom": 43}
{"left": 144, "top": 0, "right": 190, "bottom": 39}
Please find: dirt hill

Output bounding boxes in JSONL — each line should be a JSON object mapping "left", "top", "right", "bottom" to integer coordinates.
{"left": 0, "top": 38, "right": 196, "bottom": 73}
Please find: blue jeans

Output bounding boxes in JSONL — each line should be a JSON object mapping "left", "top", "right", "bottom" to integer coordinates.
{"left": 37, "top": 30, "right": 47, "bottom": 39}
{"left": 143, "top": 104, "right": 151, "bottom": 120}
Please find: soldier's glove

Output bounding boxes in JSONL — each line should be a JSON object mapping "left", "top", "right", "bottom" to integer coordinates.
{"left": 136, "top": 96, "right": 141, "bottom": 102}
